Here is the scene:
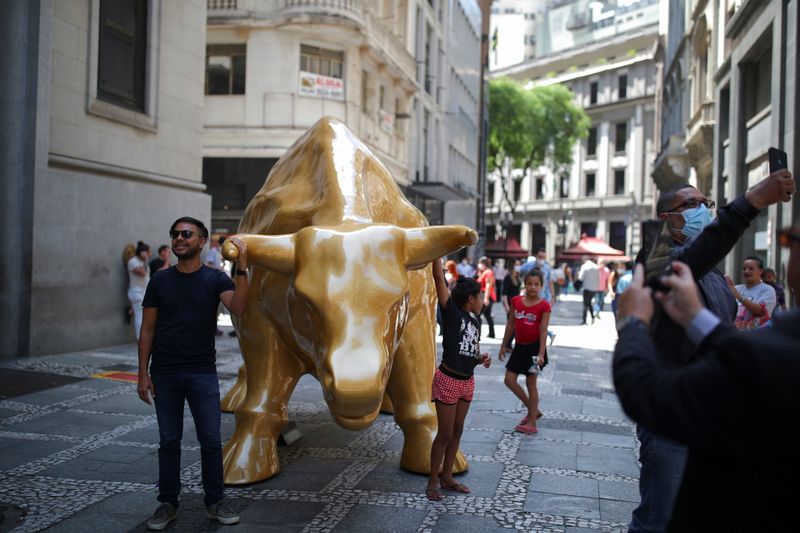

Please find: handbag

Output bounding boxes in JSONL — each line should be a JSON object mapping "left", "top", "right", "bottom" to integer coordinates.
{"left": 734, "top": 302, "right": 772, "bottom": 330}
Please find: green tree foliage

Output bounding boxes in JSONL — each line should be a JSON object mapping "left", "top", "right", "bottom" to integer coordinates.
{"left": 488, "top": 78, "right": 589, "bottom": 212}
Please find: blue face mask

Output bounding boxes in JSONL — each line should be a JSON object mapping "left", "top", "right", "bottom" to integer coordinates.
{"left": 679, "top": 204, "right": 713, "bottom": 239}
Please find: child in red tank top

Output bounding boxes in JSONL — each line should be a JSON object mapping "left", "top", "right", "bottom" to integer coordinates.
{"left": 498, "top": 269, "right": 551, "bottom": 434}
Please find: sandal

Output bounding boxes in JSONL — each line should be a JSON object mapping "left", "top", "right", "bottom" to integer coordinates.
{"left": 519, "top": 411, "right": 544, "bottom": 425}
{"left": 440, "top": 482, "right": 470, "bottom": 494}
{"left": 515, "top": 424, "right": 538, "bottom": 434}
{"left": 425, "top": 488, "right": 443, "bottom": 501}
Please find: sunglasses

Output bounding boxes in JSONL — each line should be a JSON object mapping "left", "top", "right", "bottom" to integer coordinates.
{"left": 169, "top": 229, "right": 200, "bottom": 240}
{"left": 777, "top": 228, "right": 800, "bottom": 247}
{"left": 667, "top": 199, "right": 716, "bottom": 212}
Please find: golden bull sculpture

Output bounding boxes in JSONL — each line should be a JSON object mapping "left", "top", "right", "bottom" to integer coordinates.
{"left": 220, "top": 117, "right": 478, "bottom": 484}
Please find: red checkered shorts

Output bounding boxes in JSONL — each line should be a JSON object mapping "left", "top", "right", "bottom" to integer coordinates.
{"left": 431, "top": 367, "right": 475, "bottom": 404}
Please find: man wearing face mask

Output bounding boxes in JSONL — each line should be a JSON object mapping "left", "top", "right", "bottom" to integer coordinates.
{"left": 628, "top": 169, "right": 795, "bottom": 533}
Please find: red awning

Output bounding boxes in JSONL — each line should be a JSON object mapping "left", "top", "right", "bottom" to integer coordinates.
{"left": 484, "top": 237, "right": 529, "bottom": 259}
{"left": 557, "top": 237, "right": 630, "bottom": 262}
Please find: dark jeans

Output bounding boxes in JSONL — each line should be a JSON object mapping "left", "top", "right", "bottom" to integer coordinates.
{"left": 152, "top": 372, "right": 225, "bottom": 508}
{"left": 630, "top": 425, "right": 688, "bottom": 533}
{"left": 481, "top": 301, "right": 495, "bottom": 337}
{"left": 581, "top": 290, "right": 597, "bottom": 323}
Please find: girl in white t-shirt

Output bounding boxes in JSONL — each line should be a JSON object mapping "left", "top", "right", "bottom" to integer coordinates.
{"left": 127, "top": 241, "right": 151, "bottom": 339}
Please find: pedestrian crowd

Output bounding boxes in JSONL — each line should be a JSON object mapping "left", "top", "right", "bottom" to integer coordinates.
{"left": 128, "top": 167, "right": 795, "bottom": 530}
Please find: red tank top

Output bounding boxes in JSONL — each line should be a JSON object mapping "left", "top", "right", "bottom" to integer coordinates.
{"left": 511, "top": 295, "right": 551, "bottom": 344}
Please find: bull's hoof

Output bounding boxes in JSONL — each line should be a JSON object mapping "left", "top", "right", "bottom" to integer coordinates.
{"left": 222, "top": 415, "right": 280, "bottom": 484}
{"left": 452, "top": 450, "right": 469, "bottom": 473}
{"left": 397, "top": 423, "right": 470, "bottom": 474}
{"left": 400, "top": 448, "right": 469, "bottom": 475}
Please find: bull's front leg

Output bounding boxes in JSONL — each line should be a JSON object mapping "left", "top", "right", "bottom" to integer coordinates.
{"left": 386, "top": 317, "right": 468, "bottom": 475}
{"left": 223, "top": 309, "right": 305, "bottom": 484}
{"left": 221, "top": 363, "right": 246, "bottom": 413}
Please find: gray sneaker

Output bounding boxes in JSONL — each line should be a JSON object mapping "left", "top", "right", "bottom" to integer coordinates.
{"left": 147, "top": 503, "right": 177, "bottom": 530}
{"left": 207, "top": 500, "right": 240, "bottom": 525}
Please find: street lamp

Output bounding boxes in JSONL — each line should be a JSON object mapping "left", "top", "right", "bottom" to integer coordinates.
{"left": 558, "top": 209, "right": 572, "bottom": 255}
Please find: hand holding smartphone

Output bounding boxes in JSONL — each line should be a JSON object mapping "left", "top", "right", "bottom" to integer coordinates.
{"left": 768, "top": 147, "right": 788, "bottom": 174}
{"left": 646, "top": 264, "right": 675, "bottom": 293}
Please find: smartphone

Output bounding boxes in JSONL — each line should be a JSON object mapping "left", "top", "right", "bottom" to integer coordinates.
{"left": 768, "top": 147, "right": 788, "bottom": 174}
{"left": 646, "top": 263, "right": 674, "bottom": 293}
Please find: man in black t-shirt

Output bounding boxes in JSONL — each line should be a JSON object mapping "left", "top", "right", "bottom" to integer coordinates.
{"left": 137, "top": 217, "right": 250, "bottom": 531}
{"left": 148, "top": 245, "right": 171, "bottom": 273}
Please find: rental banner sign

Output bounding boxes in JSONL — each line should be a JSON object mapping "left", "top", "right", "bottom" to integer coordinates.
{"left": 299, "top": 71, "right": 345, "bottom": 100}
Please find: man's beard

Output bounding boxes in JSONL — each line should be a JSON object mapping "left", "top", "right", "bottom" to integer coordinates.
{"left": 173, "top": 246, "right": 200, "bottom": 260}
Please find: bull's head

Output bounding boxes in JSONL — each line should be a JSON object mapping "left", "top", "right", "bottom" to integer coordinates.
{"left": 223, "top": 222, "right": 477, "bottom": 429}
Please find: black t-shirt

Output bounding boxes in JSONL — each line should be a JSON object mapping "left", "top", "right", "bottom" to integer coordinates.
{"left": 142, "top": 265, "right": 235, "bottom": 374}
{"left": 149, "top": 257, "right": 166, "bottom": 272}
{"left": 503, "top": 275, "right": 521, "bottom": 300}
{"left": 440, "top": 298, "right": 481, "bottom": 377}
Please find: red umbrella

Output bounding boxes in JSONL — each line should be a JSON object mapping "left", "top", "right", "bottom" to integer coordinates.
{"left": 557, "top": 236, "right": 630, "bottom": 262}
{"left": 483, "top": 237, "right": 529, "bottom": 259}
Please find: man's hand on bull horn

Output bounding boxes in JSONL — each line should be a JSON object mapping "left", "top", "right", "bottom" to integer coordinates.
{"left": 223, "top": 236, "right": 248, "bottom": 270}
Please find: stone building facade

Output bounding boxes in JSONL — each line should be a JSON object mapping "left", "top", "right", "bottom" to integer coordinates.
{"left": 1, "top": 0, "right": 210, "bottom": 357}
{"left": 488, "top": 25, "right": 659, "bottom": 260}
{"left": 204, "top": 0, "right": 482, "bottom": 237}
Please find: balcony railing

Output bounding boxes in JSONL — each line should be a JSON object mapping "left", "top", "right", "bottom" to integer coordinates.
{"left": 208, "top": 0, "right": 237, "bottom": 9}
{"left": 687, "top": 100, "right": 715, "bottom": 132}
{"left": 284, "top": 0, "right": 362, "bottom": 13}
{"left": 363, "top": 9, "right": 416, "bottom": 81}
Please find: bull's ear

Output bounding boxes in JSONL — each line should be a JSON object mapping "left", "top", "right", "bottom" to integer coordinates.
{"left": 403, "top": 225, "right": 478, "bottom": 270}
{"left": 222, "top": 234, "right": 296, "bottom": 275}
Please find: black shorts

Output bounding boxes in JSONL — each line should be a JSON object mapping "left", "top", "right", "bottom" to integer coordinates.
{"left": 505, "top": 341, "right": 548, "bottom": 376}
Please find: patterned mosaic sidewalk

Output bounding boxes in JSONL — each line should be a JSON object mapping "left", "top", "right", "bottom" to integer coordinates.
{"left": 0, "top": 297, "right": 638, "bottom": 532}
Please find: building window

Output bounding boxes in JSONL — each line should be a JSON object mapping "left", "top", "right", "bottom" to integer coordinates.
{"left": 580, "top": 222, "right": 597, "bottom": 237}
{"left": 97, "top": 0, "right": 148, "bottom": 111}
{"left": 424, "top": 24, "right": 433, "bottom": 94}
{"left": 206, "top": 44, "right": 246, "bottom": 95}
{"left": 487, "top": 180, "right": 495, "bottom": 204}
{"left": 589, "top": 81, "right": 598, "bottom": 105}
{"left": 422, "top": 108, "right": 430, "bottom": 180}
{"left": 535, "top": 176, "right": 544, "bottom": 199}
{"left": 615, "top": 122, "right": 627, "bottom": 154}
{"left": 609, "top": 221, "right": 626, "bottom": 252}
{"left": 379, "top": 85, "right": 386, "bottom": 110}
{"left": 614, "top": 169, "right": 625, "bottom": 195}
{"left": 585, "top": 173, "right": 596, "bottom": 197}
{"left": 618, "top": 74, "right": 627, "bottom": 99}
{"left": 513, "top": 178, "right": 523, "bottom": 202}
{"left": 745, "top": 46, "right": 772, "bottom": 120}
{"left": 559, "top": 175, "right": 569, "bottom": 198}
{"left": 300, "top": 45, "right": 344, "bottom": 78}
{"left": 361, "top": 70, "right": 368, "bottom": 112}
{"left": 587, "top": 127, "right": 597, "bottom": 156}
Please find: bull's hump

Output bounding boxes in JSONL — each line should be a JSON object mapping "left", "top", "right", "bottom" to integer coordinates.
{"left": 239, "top": 117, "right": 426, "bottom": 235}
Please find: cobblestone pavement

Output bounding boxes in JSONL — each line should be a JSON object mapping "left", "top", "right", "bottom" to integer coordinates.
{"left": 0, "top": 294, "right": 638, "bottom": 532}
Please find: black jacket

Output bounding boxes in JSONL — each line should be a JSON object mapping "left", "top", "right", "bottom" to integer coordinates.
{"left": 613, "top": 310, "right": 800, "bottom": 532}
{"left": 645, "top": 195, "right": 759, "bottom": 366}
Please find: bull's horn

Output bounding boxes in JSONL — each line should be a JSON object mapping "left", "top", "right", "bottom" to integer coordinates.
{"left": 403, "top": 225, "right": 478, "bottom": 270}
{"left": 222, "top": 234, "right": 295, "bottom": 275}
